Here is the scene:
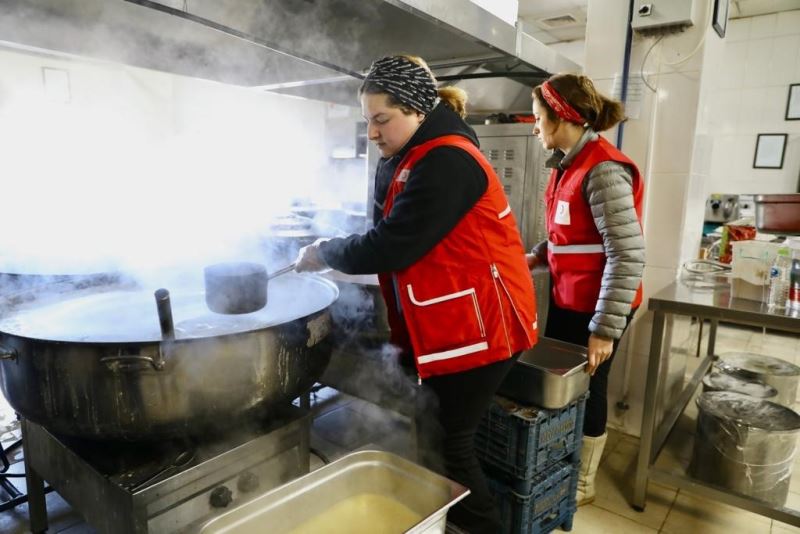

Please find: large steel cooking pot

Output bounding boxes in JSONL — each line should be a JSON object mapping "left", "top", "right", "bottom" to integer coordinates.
{"left": 0, "top": 273, "right": 338, "bottom": 441}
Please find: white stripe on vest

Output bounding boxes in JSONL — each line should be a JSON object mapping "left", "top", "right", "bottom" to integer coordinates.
{"left": 417, "top": 341, "right": 489, "bottom": 364}
{"left": 547, "top": 241, "right": 605, "bottom": 254}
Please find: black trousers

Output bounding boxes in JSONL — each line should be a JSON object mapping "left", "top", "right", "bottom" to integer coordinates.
{"left": 415, "top": 354, "right": 519, "bottom": 534}
{"left": 544, "top": 303, "right": 635, "bottom": 437}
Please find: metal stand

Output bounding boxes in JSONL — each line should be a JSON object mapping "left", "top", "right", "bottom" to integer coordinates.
{"left": 20, "top": 407, "right": 310, "bottom": 534}
{"left": 0, "top": 426, "right": 54, "bottom": 533}
{"left": 632, "top": 281, "right": 800, "bottom": 525}
{"left": 20, "top": 422, "right": 49, "bottom": 533}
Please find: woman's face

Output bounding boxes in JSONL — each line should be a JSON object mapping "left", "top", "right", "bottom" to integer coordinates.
{"left": 532, "top": 98, "right": 562, "bottom": 151}
{"left": 361, "top": 92, "right": 425, "bottom": 158}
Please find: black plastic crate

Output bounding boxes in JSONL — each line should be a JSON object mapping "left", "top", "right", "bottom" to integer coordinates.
{"left": 475, "top": 393, "right": 587, "bottom": 480}
{"left": 488, "top": 461, "right": 578, "bottom": 534}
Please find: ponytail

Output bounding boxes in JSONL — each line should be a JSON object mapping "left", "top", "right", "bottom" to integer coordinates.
{"left": 437, "top": 86, "right": 468, "bottom": 118}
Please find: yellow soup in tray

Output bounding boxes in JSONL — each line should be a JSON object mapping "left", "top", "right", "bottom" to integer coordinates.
{"left": 288, "top": 493, "right": 422, "bottom": 534}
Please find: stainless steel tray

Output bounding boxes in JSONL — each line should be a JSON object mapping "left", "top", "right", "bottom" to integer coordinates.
{"left": 195, "top": 450, "right": 469, "bottom": 534}
{"left": 498, "top": 337, "right": 589, "bottom": 409}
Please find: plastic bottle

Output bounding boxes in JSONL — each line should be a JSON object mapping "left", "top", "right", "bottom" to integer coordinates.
{"left": 789, "top": 254, "right": 800, "bottom": 312}
{"left": 767, "top": 247, "right": 791, "bottom": 309}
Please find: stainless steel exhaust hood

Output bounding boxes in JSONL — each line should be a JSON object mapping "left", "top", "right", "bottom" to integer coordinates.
{"left": 0, "top": 0, "right": 579, "bottom": 112}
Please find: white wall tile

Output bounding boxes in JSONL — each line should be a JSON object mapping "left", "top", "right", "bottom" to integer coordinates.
{"left": 762, "top": 86, "right": 793, "bottom": 128}
{"left": 708, "top": 135, "right": 737, "bottom": 190}
{"left": 737, "top": 87, "right": 764, "bottom": 131}
{"left": 750, "top": 13, "right": 778, "bottom": 39}
{"left": 705, "top": 88, "right": 741, "bottom": 133}
{"left": 732, "top": 135, "right": 758, "bottom": 177}
{"left": 691, "top": 134, "right": 713, "bottom": 176}
{"left": 743, "top": 38, "right": 774, "bottom": 88}
{"left": 776, "top": 9, "right": 800, "bottom": 36}
{"left": 724, "top": 18, "right": 751, "bottom": 42}
{"left": 643, "top": 266, "right": 680, "bottom": 305}
{"left": 767, "top": 35, "right": 800, "bottom": 86}
{"left": 650, "top": 72, "right": 701, "bottom": 174}
{"left": 680, "top": 173, "right": 709, "bottom": 263}
{"left": 642, "top": 173, "right": 689, "bottom": 269}
{"left": 718, "top": 41, "right": 748, "bottom": 89}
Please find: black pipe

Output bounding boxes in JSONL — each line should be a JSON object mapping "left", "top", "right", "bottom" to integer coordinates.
{"left": 154, "top": 289, "right": 175, "bottom": 341}
{"left": 0, "top": 485, "right": 54, "bottom": 514}
{"left": 616, "top": 0, "right": 636, "bottom": 149}
{"left": 436, "top": 71, "right": 547, "bottom": 82}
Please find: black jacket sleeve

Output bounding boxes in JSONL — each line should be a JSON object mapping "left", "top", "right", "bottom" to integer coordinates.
{"left": 318, "top": 147, "right": 488, "bottom": 274}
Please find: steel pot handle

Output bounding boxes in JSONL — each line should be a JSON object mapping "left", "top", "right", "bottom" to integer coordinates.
{"left": 0, "top": 345, "right": 18, "bottom": 361}
{"left": 101, "top": 347, "right": 165, "bottom": 371}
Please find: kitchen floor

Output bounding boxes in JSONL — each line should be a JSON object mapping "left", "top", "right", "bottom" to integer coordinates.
{"left": 1, "top": 323, "right": 799, "bottom": 533}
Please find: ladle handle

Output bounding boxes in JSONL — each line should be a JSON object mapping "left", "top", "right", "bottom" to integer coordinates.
{"left": 268, "top": 262, "right": 297, "bottom": 280}
{"left": 154, "top": 288, "right": 175, "bottom": 341}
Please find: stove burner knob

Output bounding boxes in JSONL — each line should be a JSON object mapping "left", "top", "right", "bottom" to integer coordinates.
{"left": 209, "top": 486, "right": 233, "bottom": 508}
{"left": 237, "top": 472, "right": 260, "bottom": 493}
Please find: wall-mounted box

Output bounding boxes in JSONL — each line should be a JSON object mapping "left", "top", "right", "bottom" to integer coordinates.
{"left": 631, "top": 0, "right": 694, "bottom": 32}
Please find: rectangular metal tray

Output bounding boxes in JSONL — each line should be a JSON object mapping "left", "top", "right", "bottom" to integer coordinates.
{"left": 498, "top": 337, "right": 590, "bottom": 409}
{"left": 195, "top": 450, "right": 468, "bottom": 534}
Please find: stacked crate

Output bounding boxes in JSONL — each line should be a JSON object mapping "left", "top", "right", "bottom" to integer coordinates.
{"left": 475, "top": 393, "right": 588, "bottom": 534}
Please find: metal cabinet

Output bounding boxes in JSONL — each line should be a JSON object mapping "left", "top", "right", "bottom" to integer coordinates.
{"left": 473, "top": 123, "right": 550, "bottom": 252}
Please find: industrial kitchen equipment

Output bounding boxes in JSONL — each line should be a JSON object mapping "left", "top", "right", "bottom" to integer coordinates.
{"left": 0, "top": 273, "right": 339, "bottom": 533}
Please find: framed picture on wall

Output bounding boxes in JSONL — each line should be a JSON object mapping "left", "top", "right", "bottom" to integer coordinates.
{"left": 712, "top": 0, "right": 730, "bottom": 38}
{"left": 787, "top": 84, "right": 800, "bottom": 120}
{"left": 753, "top": 134, "right": 788, "bottom": 169}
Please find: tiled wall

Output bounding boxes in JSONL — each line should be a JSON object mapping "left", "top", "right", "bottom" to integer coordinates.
{"left": 697, "top": 10, "right": 800, "bottom": 195}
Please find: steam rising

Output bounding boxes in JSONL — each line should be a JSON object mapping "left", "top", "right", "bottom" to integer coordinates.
{"left": 0, "top": 48, "right": 368, "bottom": 294}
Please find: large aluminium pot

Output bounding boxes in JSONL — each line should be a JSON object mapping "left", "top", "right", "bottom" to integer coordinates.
{"left": 0, "top": 273, "right": 338, "bottom": 441}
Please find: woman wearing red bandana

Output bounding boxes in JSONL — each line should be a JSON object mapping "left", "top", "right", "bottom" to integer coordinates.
{"left": 526, "top": 74, "right": 645, "bottom": 505}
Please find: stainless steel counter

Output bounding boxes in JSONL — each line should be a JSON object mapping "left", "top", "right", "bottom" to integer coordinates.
{"left": 648, "top": 281, "right": 800, "bottom": 331}
{"left": 632, "top": 280, "right": 800, "bottom": 525}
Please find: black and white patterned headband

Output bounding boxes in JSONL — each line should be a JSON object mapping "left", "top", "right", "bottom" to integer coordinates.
{"left": 362, "top": 56, "right": 438, "bottom": 114}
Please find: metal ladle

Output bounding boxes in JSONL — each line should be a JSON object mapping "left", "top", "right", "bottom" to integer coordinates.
{"left": 268, "top": 262, "right": 296, "bottom": 280}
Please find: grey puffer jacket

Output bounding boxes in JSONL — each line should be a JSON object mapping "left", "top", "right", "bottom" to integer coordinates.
{"left": 532, "top": 129, "right": 645, "bottom": 339}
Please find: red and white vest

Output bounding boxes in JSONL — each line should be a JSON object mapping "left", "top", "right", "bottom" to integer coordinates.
{"left": 378, "top": 135, "right": 538, "bottom": 379}
{"left": 545, "top": 136, "right": 644, "bottom": 313}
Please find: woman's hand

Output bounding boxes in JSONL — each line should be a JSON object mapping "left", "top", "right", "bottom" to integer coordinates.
{"left": 525, "top": 253, "right": 539, "bottom": 270}
{"left": 586, "top": 333, "right": 614, "bottom": 376}
{"left": 295, "top": 239, "right": 329, "bottom": 273}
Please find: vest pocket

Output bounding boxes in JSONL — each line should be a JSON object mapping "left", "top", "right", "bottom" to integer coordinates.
{"left": 405, "top": 284, "right": 487, "bottom": 360}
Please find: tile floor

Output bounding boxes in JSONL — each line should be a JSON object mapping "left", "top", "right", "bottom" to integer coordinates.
{"left": 0, "top": 323, "right": 799, "bottom": 533}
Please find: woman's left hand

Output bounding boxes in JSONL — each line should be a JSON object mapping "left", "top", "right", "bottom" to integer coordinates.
{"left": 586, "top": 333, "right": 614, "bottom": 376}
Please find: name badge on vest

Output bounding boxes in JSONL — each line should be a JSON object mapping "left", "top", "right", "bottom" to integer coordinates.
{"left": 555, "top": 200, "right": 571, "bottom": 225}
{"left": 397, "top": 169, "right": 410, "bottom": 183}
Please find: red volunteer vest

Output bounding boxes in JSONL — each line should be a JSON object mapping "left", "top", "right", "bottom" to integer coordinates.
{"left": 378, "top": 135, "right": 538, "bottom": 379}
{"left": 545, "top": 136, "right": 644, "bottom": 313}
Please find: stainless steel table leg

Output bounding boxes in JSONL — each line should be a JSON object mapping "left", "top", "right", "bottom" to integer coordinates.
{"left": 21, "top": 421, "right": 48, "bottom": 534}
{"left": 632, "top": 311, "right": 666, "bottom": 511}
{"left": 707, "top": 319, "right": 718, "bottom": 356}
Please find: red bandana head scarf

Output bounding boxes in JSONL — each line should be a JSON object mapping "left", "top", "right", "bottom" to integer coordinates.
{"left": 541, "top": 81, "right": 586, "bottom": 126}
